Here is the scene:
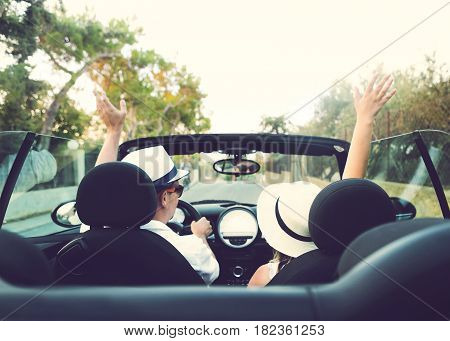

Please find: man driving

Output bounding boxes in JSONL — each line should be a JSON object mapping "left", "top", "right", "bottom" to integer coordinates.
{"left": 82, "top": 90, "right": 219, "bottom": 285}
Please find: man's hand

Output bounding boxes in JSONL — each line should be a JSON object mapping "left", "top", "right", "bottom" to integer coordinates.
{"left": 191, "top": 217, "right": 213, "bottom": 238}
{"left": 93, "top": 90, "right": 127, "bottom": 166}
{"left": 353, "top": 74, "right": 396, "bottom": 125}
{"left": 94, "top": 90, "right": 127, "bottom": 133}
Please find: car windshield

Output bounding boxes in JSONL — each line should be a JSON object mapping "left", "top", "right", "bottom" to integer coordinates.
{"left": 175, "top": 152, "right": 340, "bottom": 205}
{"left": 1, "top": 130, "right": 448, "bottom": 239}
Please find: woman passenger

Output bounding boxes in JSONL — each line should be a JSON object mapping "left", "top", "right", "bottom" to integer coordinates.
{"left": 248, "top": 74, "right": 397, "bottom": 287}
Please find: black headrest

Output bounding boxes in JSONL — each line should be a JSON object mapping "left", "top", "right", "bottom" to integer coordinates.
{"left": 337, "top": 218, "right": 445, "bottom": 276}
{"left": 0, "top": 230, "right": 53, "bottom": 286}
{"left": 309, "top": 179, "right": 395, "bottom": 254}
{"left": 76, "top": 162, "right": 157, "bottom": 229}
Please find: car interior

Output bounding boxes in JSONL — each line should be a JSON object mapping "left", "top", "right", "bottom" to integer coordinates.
{"left": 0, "top": 217, "right": 449, "bottom": 320}
{"left": 0, "top": 131, "right": 448, "bottom": 320}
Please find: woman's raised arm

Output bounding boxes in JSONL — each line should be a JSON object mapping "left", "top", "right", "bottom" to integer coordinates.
{"left": 342, "top": 74, "right": 396, "bottom": 179}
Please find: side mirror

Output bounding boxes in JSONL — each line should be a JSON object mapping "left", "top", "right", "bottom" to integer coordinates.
{"left": 213, "top": 159, "right": 260, "bottom": 175}
{"left": 390, "top": 197, "right": 416, "bottom": 220}
{"left": 51, "top": 200, "right": 82, "bottom": 227}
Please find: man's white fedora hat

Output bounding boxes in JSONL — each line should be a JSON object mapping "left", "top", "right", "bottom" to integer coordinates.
{"left": 122, "top": 146, "right": 189, "bottom": 190}
{"left": 257, "top": 181, "right": 322, "bottom": 258}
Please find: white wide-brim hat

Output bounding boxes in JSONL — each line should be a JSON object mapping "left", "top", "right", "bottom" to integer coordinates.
{"left": 122, "top": 145, "right": 189, "bottom": 190}
{"left": 257, "top": 181, "right": 322, "bottom": 258}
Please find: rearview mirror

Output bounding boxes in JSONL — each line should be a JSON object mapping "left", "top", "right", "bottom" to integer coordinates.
{"left": 390, "top": 197, "right": 416, "bottom": 220}
{"left": 51, "top": 200, "right": 82, "bottom": 227}
{"left": 213, "top": 159, "right": 260, "bottom": 176}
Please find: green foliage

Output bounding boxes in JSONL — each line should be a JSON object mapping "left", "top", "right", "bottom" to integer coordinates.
{"left": 51, "top": 97, "right": 91, "bottom": 139}
{"left": 0, "top": 63, "right": 47, "bottom": 131}
{"left": 1, "top": 0, "right": 208, "bottom": 140}
{"left": 0, "top": 0, "right": 52, "bottom": 62}
{"left": 90, "top": 48, "right": 210, "bottom": 139}
{"left": 298, "top": 56, "right": 449, "bottom": 140}
{"left": 40, "top": 13, "right": 138, "bottom": 66}
{"left": 382, "top": 56, "right": 449, "bottom": 136}
{"left": 0, "top": 63, "right": 91, "bottom": 139}
{"left": 37, "top": 11, "right": 140, "bottom": 136}
{"left": 0, "top": 0, "right": 98, "bottom": 140}
{"left": 260, "top": 58, "right": 448, "bottom": 185}
{"left": 260, "top": 115, "right": 290, "bottom": 134}
{"left": 307, "top": 82, "right": 353, "bottom": 138}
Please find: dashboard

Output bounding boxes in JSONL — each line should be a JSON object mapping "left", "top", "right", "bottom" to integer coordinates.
{"left": 164, "top": 195, "right": 414, "bottom": 286}
{"left": 170, "top": 202, "right": 272, "bottom": 286}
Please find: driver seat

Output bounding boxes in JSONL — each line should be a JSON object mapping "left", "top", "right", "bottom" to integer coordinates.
{"left": 54, "top": 162, "right": 204, "bottom": 286}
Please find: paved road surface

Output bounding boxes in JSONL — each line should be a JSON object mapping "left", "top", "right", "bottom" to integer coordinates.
{"left": 2, "top": 212, "right": 67, "bottom": 237}
{"left": 183, "top": 182, "right": 263, "bottom": 204}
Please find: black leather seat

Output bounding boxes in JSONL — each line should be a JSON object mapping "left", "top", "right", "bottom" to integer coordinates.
{"left": 0, "top": 230, "right": 53, "bottom": 286}
{"left": 268, "top": 179, "right": 396, "bottom": 285}
{"left": 55, "top": 162, "right": 204, "bottom": 286}
{"left": 315, "top": 218, "right": 450, "bottom": 320}
{"left": 337, "top": 217, "right": 445, "bottom": 276}
{"left": 1, "top": 218, "right": 448, "bottom": 320}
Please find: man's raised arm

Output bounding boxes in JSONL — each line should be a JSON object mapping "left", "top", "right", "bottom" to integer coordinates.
{"left": 94, "top": 91, "right": 128, "bottom": 166}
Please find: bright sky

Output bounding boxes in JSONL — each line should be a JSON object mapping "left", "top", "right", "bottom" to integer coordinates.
{"left": 40, "top": 1, "right": 450, "bottom": 132}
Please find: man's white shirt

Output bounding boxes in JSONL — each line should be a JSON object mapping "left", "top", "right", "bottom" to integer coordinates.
{"left": 80, "top": 221, "right": 220, "bottom": 285}
{"left": 141, "top": 220, "right": 219, "bottom": 285}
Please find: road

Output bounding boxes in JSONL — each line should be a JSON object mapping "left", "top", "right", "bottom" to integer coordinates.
{"left": 183, "top": 182, "right": 263, "bottom": 204}
{"left": 2, "top": 212, "right": 67, "bottom": 237}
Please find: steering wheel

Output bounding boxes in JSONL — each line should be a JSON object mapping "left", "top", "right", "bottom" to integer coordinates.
{"left": 167, "top": 199, "right": 201, "bottom": 235}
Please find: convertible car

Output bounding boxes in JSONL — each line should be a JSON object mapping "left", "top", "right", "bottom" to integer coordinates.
{"left": 0, "top": 129, "right": 448, "bottom": 320}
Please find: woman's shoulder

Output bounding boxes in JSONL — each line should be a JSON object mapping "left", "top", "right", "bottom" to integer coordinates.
{"left": 267, "top": 261, "right": 280, "bottom": 278}
{"left": 248, "top": 263, "right": 272, "bottom": 288}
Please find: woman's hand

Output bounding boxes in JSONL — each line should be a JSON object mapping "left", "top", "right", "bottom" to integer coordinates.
{"left": 353, "top": 74, "right": 396, "bottom": 125}
{"left": 94, "top": 90, "right": 127, "bottom": 133}
{"left": 342, "top": 74, "right": 397, "bottom": 179}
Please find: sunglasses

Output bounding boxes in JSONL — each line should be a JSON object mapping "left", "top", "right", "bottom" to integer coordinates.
{"left": 165, "top": 184, "right": 184, "bottom": 197}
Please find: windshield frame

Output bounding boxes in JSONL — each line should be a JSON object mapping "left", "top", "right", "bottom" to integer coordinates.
{"left": 414, "top": 131, "right": 449, "bottom": 218}
{"left": 369, "top": 129, "right": 449, "bottom": 218}
{"left": 0, "top": 132, "right": 36, "bottom": 227}
{"left": 118, "top": 133, "right": 351, "bottom": 178}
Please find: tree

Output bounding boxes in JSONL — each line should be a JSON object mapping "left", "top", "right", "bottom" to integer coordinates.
{"left": 260, "top": 115, "right": 291, "bottom": 134}
{"left": 300, "top": 56, "right": 449, "bottom": 140}
{"left": 0, "top": 0, "right": 52, "bottom": 62}
{"left": 1, "top": 1, "right": 210, "bottom": 140}
{"left": 304, "top": 82, "right": 353, "bottom": 139}
{"left": 51, "top": 97, "right": 90, "bottom": 139}
{"left": 89, "top": 48, "right": 210, "bottom": 139}
{"left": 0, "top": 63, "right": 47, "bottom": 131}
{"left": 0, "top": 1, "right": 50, "bottom": 132}
{"left": 384, "top": 55, "right": 449, "bottom": 135}
{"left": 0, "top": 0, "right": 102, "bottom": 140}
{"left": 38, "top": 12, "right": 138, "bottom": 135}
